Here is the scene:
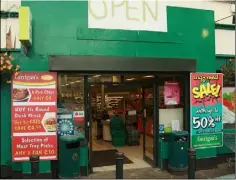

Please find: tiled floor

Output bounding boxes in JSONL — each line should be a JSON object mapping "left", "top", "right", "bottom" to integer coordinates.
{"left": 92, "top": 124, "right": 153, "bottom": 172}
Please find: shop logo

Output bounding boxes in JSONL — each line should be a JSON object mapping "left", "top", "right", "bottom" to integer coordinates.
{"left": 88, "top": 0, "right": 167, "bottom": 32}
{"left": 15, "top": 74, "right": 39, "bottom": 81}
{"left": 41, "top": 75, "right": 53, "bottom": 81}
{"left": 72, "top": 153, "right": 79, "bottom": 161}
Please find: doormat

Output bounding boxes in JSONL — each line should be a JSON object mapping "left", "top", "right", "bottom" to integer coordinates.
{"left": 92, "top": 149, "right": 133, "bottom": 167}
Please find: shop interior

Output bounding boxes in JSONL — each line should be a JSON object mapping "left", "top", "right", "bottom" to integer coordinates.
{"left": 57, "top": 73, "right": 185, "bottom": 171}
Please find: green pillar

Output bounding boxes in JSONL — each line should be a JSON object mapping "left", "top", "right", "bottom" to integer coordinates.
{"left": 0, "top": 77, "right": 12, "bottom": 177}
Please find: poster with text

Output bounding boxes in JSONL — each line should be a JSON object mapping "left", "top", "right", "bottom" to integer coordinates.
{"left": 164, "top": 81, "right": 180, "bottom": 105}
{"left": 11, "top": 72, "right": 57, "bottom": 161}
{"left": 190, "top": 73, "right": 223, "bottom": 149}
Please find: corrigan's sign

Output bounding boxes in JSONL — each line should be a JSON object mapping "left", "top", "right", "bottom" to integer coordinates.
{"left": 88, "top": 0, "right": 167, "bottom": 32}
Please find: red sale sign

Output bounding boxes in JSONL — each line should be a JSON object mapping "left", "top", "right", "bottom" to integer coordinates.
{"left": 11, "top": 72, "right": 57, "bottom": 161}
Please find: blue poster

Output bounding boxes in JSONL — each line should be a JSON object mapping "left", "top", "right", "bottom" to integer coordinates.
{"left": 159, "top": 124, "right": 164, "bottom": 134}
{"left": 57, "top": 113, "right": 74, "bottom": 136}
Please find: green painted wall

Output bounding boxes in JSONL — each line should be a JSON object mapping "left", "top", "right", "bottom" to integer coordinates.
{"left": 1, "top": 1, "right": 217, "bottom": 170}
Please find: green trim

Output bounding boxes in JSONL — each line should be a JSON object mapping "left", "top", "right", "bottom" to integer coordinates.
{"left": 216, "top": 54, "right": 235, "bottom": 59}
{"left": 215, "top": 23, "right": 235, "bottom": 30}
{"left": 0, "top": 11, "right": 19, "bottom": 19}
{"left": 0, "top": 48, "right": 21, "bottom": 52}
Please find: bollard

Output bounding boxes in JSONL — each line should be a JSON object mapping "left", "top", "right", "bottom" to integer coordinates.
{"left": 188, "top": 148, "right": 196, "bottom": 179}
{"left": 116, "top": 152, "right": 124, "bottom": 179}
{"left": 29, "top": 155, "right": 40, "bottom": 179}
{"left": 51, "top": 160, "right": 58, "bottom": 179}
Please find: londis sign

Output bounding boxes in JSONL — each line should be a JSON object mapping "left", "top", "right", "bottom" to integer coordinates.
{"left": 190, "top": 73, "right": 223, "bottom": 149}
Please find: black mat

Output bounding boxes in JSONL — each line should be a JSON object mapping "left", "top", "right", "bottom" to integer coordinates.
{"left": 92, "top": 149, "right": 133, "bottom": 167}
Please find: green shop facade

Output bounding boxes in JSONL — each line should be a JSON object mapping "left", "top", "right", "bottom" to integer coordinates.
{"left": 0, "top": 0, "right": 234, "bottom": 177}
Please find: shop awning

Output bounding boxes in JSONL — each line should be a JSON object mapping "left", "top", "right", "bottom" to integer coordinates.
{"left": 49, "top": 55, "right": 196, "bottom": 72}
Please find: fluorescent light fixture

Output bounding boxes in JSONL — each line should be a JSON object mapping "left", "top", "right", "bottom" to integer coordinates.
{"left": 76, "top": 80, "right": 81, "bottom": 83}
{"left": 65, "top": 84, "right": 69, "bottom": 86}
{"left": 70, "top": 82, "right": 75, "bottom": 84}
{"left": 143, "top": 75, "right": 154, "bottom": 78}
{"left": 93, "top": 75, "right": 101, "bottom": 78}
{"left": 126, "top": 78, "right": 135, "bottom": 81}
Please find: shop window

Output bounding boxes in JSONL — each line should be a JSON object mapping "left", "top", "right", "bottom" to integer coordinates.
{"left": 219, "top": 60, "right": 235, "bottom": 129}
{"left": 57, "top": 74, "right": 85, "bottom": 135}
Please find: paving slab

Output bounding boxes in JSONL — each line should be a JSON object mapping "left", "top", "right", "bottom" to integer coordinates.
{"left": 87, "top": 163, "right": 235, "bottom": 179}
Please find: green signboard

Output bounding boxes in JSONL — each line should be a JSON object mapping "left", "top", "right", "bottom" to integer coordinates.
{"left": 190, "top": 73, "right": 223, "bottom": 149}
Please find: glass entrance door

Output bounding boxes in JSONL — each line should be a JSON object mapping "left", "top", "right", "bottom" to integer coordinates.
{"left": 142, "top": 85, "right": 157, "bottom": 167}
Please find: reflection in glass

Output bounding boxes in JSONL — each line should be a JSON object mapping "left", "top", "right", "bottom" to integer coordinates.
{"left": 57, "top": 74, "right": 85, "bottom": 135}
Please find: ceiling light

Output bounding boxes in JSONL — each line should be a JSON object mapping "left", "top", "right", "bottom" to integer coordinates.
{"left": 143, "top": 75, "right": 154, "bottom": 78}
{"left": 93, "top": 75, "right": 101, "bottom": 78}
{"left": 70, "top": 82, "right": 75, "bottom": 84}
{"left": 126, "top": 78, "right": 135, "bottom": 81}
{"left": 61, "top": 85, "right": 65, "bottom": 87}
{"left": 65, "top": 84, "right": 69, "bottom": 86}
{"left": 76, "top": 80, "right": 81, "bottom": 83}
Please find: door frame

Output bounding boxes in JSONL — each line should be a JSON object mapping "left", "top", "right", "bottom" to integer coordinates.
{"left": 142, "top": 84, "right": 158, "bottom": 167}
{"left": 85, "top": 80, "right": 159, "bottom": 171}
{"left": 82, "top": 72, "right": 190, "bottom": 172}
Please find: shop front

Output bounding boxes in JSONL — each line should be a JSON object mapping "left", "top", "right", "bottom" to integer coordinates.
{"left": 51, "top": 56, "right": 192, "bottom": 171}
{"left": 0, "top": 0, "right": 219, "bottom": 177}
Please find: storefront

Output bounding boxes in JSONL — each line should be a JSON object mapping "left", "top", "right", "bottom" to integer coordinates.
{"left": 1, "top": 0, "right": 228, "bottom": 177}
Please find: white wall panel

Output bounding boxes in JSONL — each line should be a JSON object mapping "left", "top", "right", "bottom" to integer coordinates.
{"left": 215, "top": 29, "right": 235, "bottom": 55}
{"left": 166, "top": 0, "right": 233, "bottom": 24}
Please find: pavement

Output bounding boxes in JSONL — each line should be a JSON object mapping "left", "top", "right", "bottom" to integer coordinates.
{"left": 87, "top": 163, "right": 235, "bottom": 179}
{"left": 3, "top": 162, "right": 234, "bottom": 179}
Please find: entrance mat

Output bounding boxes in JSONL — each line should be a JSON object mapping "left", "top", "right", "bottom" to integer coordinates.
{"left": 92, "top": 149, "right": 133, "bottom": 167}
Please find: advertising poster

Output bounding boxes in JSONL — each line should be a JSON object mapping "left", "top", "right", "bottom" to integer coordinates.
{"left": 73, "top": 111, "right": 85, "bottom": 123}
{"left": 164, "top": 81, "right": 180, "bottom": 105}
{"left": 222, "top": 87, "right": 235, "bottom": 129}
{"left": 57, "top": 113, "right": 74, "bottom": 137}
{"left": 11, "top": 72, "right": 57, "bottom": 161}
{"left": 190, "top": 73, "right": 223, "bottom": 149}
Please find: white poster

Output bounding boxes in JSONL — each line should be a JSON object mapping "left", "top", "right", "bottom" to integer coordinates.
{"left": 88, "top": 0, "right": 168, "bottom": 32}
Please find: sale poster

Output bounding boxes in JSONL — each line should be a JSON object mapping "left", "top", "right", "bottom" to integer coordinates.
{"left": 190, "top": 73, "right": 223, "bottom": 149}
{"left": 164, "top": 81, "right": 180, "bottom": 105}
{"left": 11, "top": 72, "right": 57, "bottom": 161}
